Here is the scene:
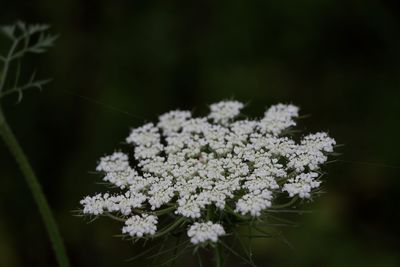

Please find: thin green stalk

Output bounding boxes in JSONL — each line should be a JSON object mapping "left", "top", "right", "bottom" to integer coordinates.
{"left": 153, "top": 205, "right": 176, "bottom": 216}
{"left": 219, "top": 240, "right": 255, "bottom": 267}
{"left": 270, "top": 196, "right": 298, "bottom": 209}
{"left": 105, "top": 212, "right": 126, "bottom": 222}
{"left": 0, "top": 37, "right": 18, "bottom": 93}
{"left": 214, "top": 244, "right": 222, "bottom": 267}
{"left": 0, "top": 107, "right": 70, "bottom": 267}
{"left": 197, "top": 250, "right": 204, "bottom": 267}
{"left": 153, "top": 217, "right": 186, "bottom": 238}
{"left": 170, "top": 233, "right": 182, "bottom": 267}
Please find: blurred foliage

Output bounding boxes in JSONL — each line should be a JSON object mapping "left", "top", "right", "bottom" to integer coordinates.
{"left": 0, "top": 0, "right": 399, "bottom": 266}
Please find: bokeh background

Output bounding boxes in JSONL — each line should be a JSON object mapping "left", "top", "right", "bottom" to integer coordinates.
{"left": 1, "top": 1, "right": 400, "bottom": 266}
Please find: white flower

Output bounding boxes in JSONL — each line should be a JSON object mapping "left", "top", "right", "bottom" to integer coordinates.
{"left": 235, "top": 190, "right": 273, "bottom": 216}
{"left": 282, "top": 172, "right": 321, "bottom": 198}
{"left": 157, "top": 110, "right": 191, "bottom": 135}
{"left": 122, "top": 214, "right": 158, "bottom": 238}
{"left": 259, "top": 104, "right": 299, "bottom": 135}
{"left": 301, "top": 132, "right": 336, "bottom": 153}
{"left": 126, "top": 123, "right": 160, "bottom": 146}
{"left": 80, "top": 192, "right": 147, "bottom": 216}
{"left": 176, "top": 195, "right": 204, "bottom": 218}
{"left": 96, "top": 152, "right": 130, "bottom": 173}
{"left": 187, "top": 222, "right": 225, "bottom": 244}
{"left": 208, "top": 100, "right": 244, "bottom": 124}
{"left": 104, "top": 192, "right": 147, "bottom": 215}
{"left": 80, "top": 194, "right": 105, "bottom": 215}
{"left": 288, "top": 132, "right": 336, "bottom": 172}
{"left": 80, "top": 100, "right": 336, "bottom": 245}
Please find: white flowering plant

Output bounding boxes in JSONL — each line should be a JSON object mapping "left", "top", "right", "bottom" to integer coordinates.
{"left": 0, "top": 22, "right": 70, "bottom": 267}
{"left": 79, "top": 100, "right": 336, "bottom": 266}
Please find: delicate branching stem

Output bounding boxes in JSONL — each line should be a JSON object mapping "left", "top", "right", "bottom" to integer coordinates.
{"left": 219, "top": 240, "right": 255, "bottom": 267}
{"left": 0, "top": 79, "right": 50, "bottom": 99}
{"left": 170, "top": 233, "right": 182, "bottom": 267}
{"left": 225, "top": 205, "right": 248, "bottom": 220}
{"left": 154, "top": 217, "right": 186, "bottom": 238}
{"left": 0, "top": 37, "right": 18, "bottom": 92}
{"left": 270, "top": 196, "right": 298, "bottom": 209}
{"left": 0, "top": 107, "right": 70, "bottom": 267}
{"left": 105, "top": 212, "right": 126, "bottom": 222}
{"left": 152, "top": 205, "right": 176, "bottom": 216}
{"left": 130, "top": 205, "right": 176, "bottom": 216}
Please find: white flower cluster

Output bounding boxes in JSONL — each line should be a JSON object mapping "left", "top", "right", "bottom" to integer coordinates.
{"left": 80, "top": 191, "right": 146, "bottom": 216}
{"left": 208, "top": 100, "right": 244, "bottom": 125}
{"left": 80, "top": 100, "right": 335, "bottom": 244}
{"left": 187, "top": 222, "right": 225, "bottom": 244}
{"left": 282, "top": 172, "right": 320, "bottom": 198}
{"left": 122, "top": 214, "right": 158, "bottom": 238}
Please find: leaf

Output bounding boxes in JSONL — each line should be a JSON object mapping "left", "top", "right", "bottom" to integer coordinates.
{"left": 1, "top": 25, "right": 16, "bottom": 39}
{"left": 27, "top": 34, "right": 58, "bottom": 54}
{"left": 0, "top": 21, "right": 57, "bottom": 102}
{"left": 0, "top": 76, "right": 51, "bottom": 102}
{"left": 16, "top": 21, "right": 26, "bottom": 32}
{"left": 28, "top": 24, "right": 50, "bottom": 35}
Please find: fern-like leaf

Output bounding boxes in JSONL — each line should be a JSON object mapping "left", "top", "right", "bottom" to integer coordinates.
{"left": 0, "top": 21, "right": 56, "bottom": 101}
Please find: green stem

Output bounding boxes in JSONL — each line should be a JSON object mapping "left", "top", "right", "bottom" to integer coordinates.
{"left": 104, "top": 212, "right": 125, "bottom": 222}
{"left": 270, "top": 196, "right": 298, "bottom": 209}
{"left": 214, "top": 244, "right": 223, "bottom": 267}
{"left": 170, "top": 233, "right": 182, "bottom": 267}
{"left": 0, "top": 38, "right": 19, "bottom": 93}
{"left": 153, "top": 205, "right": 176, "bottom": 216}
{"left": 153, "top": 217, "right": 186, "bottom": 238}
{"left": 0, "top": 107, "right": 70, "bottom": 267}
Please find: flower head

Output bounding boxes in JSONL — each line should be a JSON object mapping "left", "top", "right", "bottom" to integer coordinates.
{"left": 80, "top": 100, "right": 336, "bottom": 247}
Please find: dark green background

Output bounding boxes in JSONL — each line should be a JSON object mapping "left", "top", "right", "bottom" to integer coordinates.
{"left": 1, "top": 1, "right": 399, "bottom": 266}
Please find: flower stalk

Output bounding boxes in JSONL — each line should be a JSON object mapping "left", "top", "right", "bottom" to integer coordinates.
{"left": 0, "top": 106, "right": 70, "bottom": 267}
{"left": 214, "top": 244, "right": 223, "bottom": 267}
